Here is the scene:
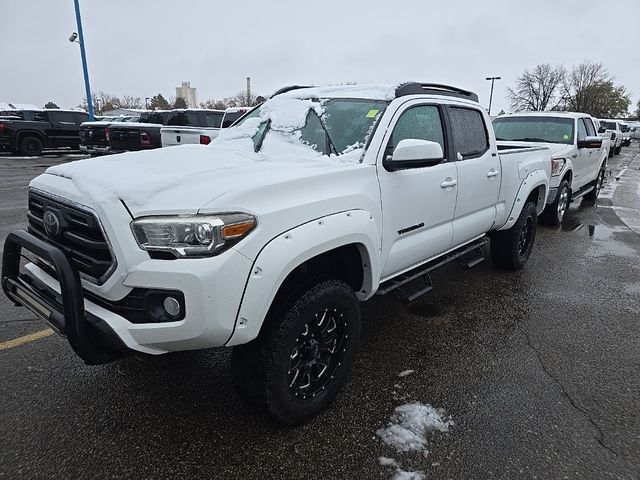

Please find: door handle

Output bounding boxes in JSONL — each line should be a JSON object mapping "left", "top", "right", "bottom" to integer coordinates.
{"left": 487, "top": 169, "right": 499, "bottom": 178}
{"left": 440, "top": 178, "right": 457, "bottom": 188}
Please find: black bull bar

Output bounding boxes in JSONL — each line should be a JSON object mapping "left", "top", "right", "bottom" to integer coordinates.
{"left": 2, "top": 229, "right": 129, "bottom": 364}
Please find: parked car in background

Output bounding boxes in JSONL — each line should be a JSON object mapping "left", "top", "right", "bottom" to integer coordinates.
{"left": 107, "top": 110, "right": 175, "bottom": 153}
{"left": 80, "top": 115, "right": 143, "bottom": 155}
{"left": 598, "top": 119, "right": 623, "bottom": 155}
{"left": 2, "top": 82, "right": 551, "bottom": 424}
{"left": 221, "top": 106, "right": 251, "bottom": 127}
{"left": 160, "top": 109, "right": 225, "bottom": 147}
{"left": 628, "top": 122, "right": 640, "bottom": 140}
{"left": 618, "top": 122, "right": 632, "bottom": 147}
{"left": 593, "top": 118, "right": 614, "bottom": 158}
{"left": 494, "top": 112, "right": 607, "bottom": 225}
{"left": 0, "top": 109, "right": 88, "bottom": 156}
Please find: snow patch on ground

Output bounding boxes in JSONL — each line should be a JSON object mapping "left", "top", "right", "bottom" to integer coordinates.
{"left": 398, "top": 370, "right": 415, "bottom": 377}
{"left": 379, "top": 457, "right": 424, "bottom": 480}
{"left": 377, "top": 403, "right": 453, "bottom": 453}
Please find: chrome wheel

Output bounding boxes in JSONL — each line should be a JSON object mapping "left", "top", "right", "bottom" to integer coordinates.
{"left": 557, "top": 187, "right": 569, "bottom": 222}
{"left": 288, "top": 307, "right": 347, "bottom": 400}
{"left": 595, "top": 170, "right": 604, "bottom": 197}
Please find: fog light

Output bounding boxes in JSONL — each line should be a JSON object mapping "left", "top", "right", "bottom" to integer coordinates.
{"left": 163, "top": 296, "right": 181, "bottom": 317}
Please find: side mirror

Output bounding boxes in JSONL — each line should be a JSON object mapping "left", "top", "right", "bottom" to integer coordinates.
{"left": 384, "top": 139, "right": 444, "bottom": 171}
{"left": 577, "top": 136, "right": 603, "bottom": 149}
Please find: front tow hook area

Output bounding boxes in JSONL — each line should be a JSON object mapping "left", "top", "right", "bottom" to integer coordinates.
{"left": 1, "top": 229, "right": 129, "bottom": 365}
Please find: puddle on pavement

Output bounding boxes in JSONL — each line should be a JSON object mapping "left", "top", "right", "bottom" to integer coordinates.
{"left": 561, "top": 219, "right": 638, "bottom": 258}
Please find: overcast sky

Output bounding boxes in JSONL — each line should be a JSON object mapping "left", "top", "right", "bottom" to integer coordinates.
{"left": 2, "top": 0, "right": 639, "bottom": 113}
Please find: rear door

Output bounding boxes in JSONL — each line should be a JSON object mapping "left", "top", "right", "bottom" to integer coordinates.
{"left": 48, "top": 111, "right": 79, "bottom": 147}
{"left": 377, "top": 102, "right": 458, "bottom": 278}
{"left": 448, "top": 105, "right": 500, "bottom": 245}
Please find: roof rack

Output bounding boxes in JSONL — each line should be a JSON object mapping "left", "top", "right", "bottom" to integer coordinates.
{"left": 271, "top": 85, "right": 314, "bottom": 97}
{"left": 395, "top": 83, "right": 479, "bottom": 102}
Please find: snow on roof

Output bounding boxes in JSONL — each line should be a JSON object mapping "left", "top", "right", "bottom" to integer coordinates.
{"left": 499, "top": 111, "right": 591, "bottom": 119}
{"left": 277, "top": 83, "right": 399, "bottom": 101}
{"left": 0, "top": 102, "right": 40, "bottom": 111}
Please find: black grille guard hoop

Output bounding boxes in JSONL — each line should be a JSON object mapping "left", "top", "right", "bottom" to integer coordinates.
{"left": 1, "top": 229, "right": 113, "bottom": 364}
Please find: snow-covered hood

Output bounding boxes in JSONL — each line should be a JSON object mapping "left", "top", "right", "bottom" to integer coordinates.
{"left": 41, "top": 142, "right": 365, "bottom": 217}
{"left": 42, "top": 95, "right": 373, "bottom": 218}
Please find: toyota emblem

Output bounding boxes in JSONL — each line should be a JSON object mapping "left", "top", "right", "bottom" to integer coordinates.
{"left": 43, "top": 210, "right": 61, "bottom": 238}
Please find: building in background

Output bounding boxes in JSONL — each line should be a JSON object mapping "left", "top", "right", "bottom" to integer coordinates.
{"left": 175, "top": 81, "right": 198, "bottom": 108}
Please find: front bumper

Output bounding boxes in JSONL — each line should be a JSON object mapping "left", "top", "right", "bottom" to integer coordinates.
{"left": 79, "top": 144, "right": 111, "bottom": 155}
{"left": 2, "top": 228, "right": 254, "bottom": 363}
{"left": 2, "top": 230, "right": 130, "bottom": 364}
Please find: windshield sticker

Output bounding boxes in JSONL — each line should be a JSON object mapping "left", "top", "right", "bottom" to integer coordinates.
{"left": 366, "top": 109, "right": 379, "bottom": 119}
{"left": 563, "top": 134, "right": 569, "bottom": 140}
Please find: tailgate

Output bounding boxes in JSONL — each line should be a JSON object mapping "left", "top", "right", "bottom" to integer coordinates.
{"left": 160, "top": 127, "right": 219, "bottom": 146}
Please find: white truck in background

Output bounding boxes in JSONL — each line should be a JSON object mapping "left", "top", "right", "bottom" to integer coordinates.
{"left": 160, "top": 109, "right": 226, "bottom": 146}
{"left": 2, "top": 83, "right": 551, "bottom": 425}
{"left": 494, "top": 112, "right": 608, "bottom": 225}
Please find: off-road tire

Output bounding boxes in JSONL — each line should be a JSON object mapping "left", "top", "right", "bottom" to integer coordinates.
{"left": 231, "top": 279, "right": 361, "bottom": 425}
{"left": 608, "top": 147, "right": 614, "bottom": 158}
{"left": 584, "top": 167, "right": 605, "bottom": 200}
{"left": 490, "top": 201, "right": 537, "bottom": 271}
{"left": 540, "top": 180, "right": 570, "bottom": 226}
{"left": 19, "top": 136, "right": 43, "bottom": 156}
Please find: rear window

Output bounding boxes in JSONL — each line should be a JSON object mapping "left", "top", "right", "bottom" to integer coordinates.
{"left": 600, "top": 121, "right": 617, "bottom": 130}
{"left": 166, "top": 111, "right": 201, "bottom": 126}
{"left": 222, "top": 109, "right": 249, "bottom": 128}
{"left": 139, "top": 112, "right": 171, "bottom": 125}
{"left": 205, "top": 112, "right": 224, "bottom": 128}
{"left": 449, "top": 107, "right": 489, "bottom": 159}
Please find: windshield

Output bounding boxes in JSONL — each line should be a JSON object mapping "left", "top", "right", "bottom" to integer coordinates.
{"left": 493, "top": 116, "right": 574, "bottom": 144}
{"left": 234, "top": 97, "right": 387, "bottom": 156}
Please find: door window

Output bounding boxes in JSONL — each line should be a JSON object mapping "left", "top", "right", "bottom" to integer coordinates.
{"left": 449, "top": 107, "right": 489, "bottom": 159}
{"left": 577, "top": 118, "right": 588, "bottom": 141}
{"left": 386, "top": 105, "right": 445, "bottom": 158}
{"left": 73, "top": 112, "right": 89, "bottom": 124}
{"left": 582, "top": 118, "right": 596, "bottom": 137}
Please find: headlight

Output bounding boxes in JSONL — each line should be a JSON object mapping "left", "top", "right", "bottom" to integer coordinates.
{"left": 551, "top": 157, "right": 566, "bottom": 176}
{"left": 131, "top": 213, "right": 256, "bottom": 258}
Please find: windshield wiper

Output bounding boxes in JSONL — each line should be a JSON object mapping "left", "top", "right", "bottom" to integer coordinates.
{"left": 510, "top": 137, "right": 548, "bottom": 143}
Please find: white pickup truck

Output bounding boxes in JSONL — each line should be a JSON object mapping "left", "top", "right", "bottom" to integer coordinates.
{"left": 2, "top": 83, "right": 551, "bottom": 424}
{"left": 494, "top": 112, "right": 608, "bottom": 225}
{"left": 160, "top": 109, "right": 226, "bottom": 147}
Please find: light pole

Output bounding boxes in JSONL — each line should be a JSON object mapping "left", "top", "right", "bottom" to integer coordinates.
{"left": 70, "top": 0, "right": 94, "bottom": 121}
{"left": 485, "top": 76, "right": 501, "bottom": 116}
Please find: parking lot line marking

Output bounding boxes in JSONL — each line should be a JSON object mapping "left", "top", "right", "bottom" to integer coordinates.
{"left": 0, "top": 329, "right": 53, "bottom": 351}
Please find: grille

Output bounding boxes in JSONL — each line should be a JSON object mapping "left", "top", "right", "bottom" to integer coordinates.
{"left": 27, "top": 191, "right": 115, "bottom": 284}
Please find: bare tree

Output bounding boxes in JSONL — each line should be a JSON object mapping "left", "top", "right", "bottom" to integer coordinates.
{"left": 507, "top": 64, "right": 566, "bottom": 112}
{"left": 225, "top": 90, "right": 263, "bottom": 107}
{"left": 119, "top": 95, "right": 143, "bottom": 109}
{"left": 200, "top": 99, "right": 228, "bottom": 110}
{"left": 563, "top": 61, "right": 630, "bottom": 117}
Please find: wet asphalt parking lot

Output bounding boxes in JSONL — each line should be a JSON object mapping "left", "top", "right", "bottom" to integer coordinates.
{"left": 1, "top": 148, "right": 639, "bottom": 480}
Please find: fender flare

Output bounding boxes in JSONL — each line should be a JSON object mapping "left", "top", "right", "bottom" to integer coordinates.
{"left": 225, "top": 209, "right": 380, "bottom": 346}
{"left": 498, "top": 169, "right": 549, "bottom": 230}
{"left": 17, "top": 130, "right": 46, "bottom": 147}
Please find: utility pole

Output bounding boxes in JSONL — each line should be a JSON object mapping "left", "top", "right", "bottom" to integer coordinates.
{"left": 246, "top": 77, "right": 251, "bottom": 105}
{"left": 485, "top": 76, "right": 501, "bottom": 116}
{"left": 73, "top": 0, "right": 94, "bottom": 121}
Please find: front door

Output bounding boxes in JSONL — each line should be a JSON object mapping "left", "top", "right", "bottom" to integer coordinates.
{"left": 377, "top": 103, "right": 458, "bottom": 279}
{"left": 448, "top": 106, "right": 500, "bottom": 245}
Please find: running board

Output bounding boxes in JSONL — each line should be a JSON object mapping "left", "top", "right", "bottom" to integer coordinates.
{"left": 377, "top": 238, "right": 488, "bottom": 303}
{"left": 570, "top": 184, "right": 595, "bottom": 202}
